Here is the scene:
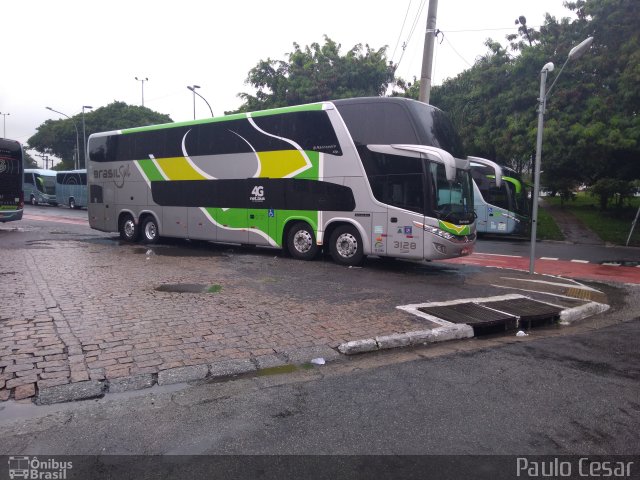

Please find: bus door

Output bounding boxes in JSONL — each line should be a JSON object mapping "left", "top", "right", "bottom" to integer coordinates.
{"left": 371, "top": 147, "right": 425, "bottom": 259}
{"left": 89, "top": 183, "right": 115, "bottom": 231}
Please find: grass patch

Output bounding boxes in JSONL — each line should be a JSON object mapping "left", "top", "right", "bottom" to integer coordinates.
{"left": 543, "top": 193, "right": 640, "bottom": 246}
{"left": 207, "top": 284, "right": 223, "bottom": 294}
{"left": 536, "top": 207, "right": 565, "bottom": 241}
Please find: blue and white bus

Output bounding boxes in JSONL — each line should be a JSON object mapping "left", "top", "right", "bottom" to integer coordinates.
{"left": 0, "top": 138, "right": 24, "bottom": 222}
{"left": 470, "top": 157, "right": 530, "bottom": 236}
{"left": 56, "top": 169, "right": 87, "bottom": 209}
{"left": 23, "top": 169, "right": 57, "bottom": 206}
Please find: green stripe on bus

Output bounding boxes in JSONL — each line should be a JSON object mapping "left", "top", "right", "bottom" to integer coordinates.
{"left": 136, "top": 160, "right": 164, "bottom": 182}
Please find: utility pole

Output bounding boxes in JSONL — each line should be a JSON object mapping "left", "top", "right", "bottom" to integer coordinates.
{"left": 419, "top": 0, "right": 438, "bottom": 104}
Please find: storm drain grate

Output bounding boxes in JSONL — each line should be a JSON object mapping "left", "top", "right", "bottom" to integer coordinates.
{"left": 417, "top": 297, "right": 562, "bottom": 336}
{"left": 418, "top": 303, "right": 517, "bottom": 336}
{"left": 482, "top": 298, "right": 562, "bottom": 329}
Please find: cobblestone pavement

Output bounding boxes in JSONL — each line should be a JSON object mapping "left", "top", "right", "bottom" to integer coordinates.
{"left": 1, "top": 235, "right": 460, "bottom": 403}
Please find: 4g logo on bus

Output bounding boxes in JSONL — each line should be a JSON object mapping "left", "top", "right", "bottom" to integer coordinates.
{"left": 250, "top": 185, "right": 265, "bottom": 202}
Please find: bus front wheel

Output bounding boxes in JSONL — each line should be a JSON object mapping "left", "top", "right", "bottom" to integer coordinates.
{"left": 286, "top": 222, "right": 318, "bottom": 260}
{"left": 141, "top": 216, "right": 160, "bottom": 244}
{"left": 330, "top": 225, "right": 365, "bottom": 266}
{"left": 119, "top": 214, "right": 139, "bottom": 242}
{"left": 30, "top": 195, "right": 37, "bottom": 206}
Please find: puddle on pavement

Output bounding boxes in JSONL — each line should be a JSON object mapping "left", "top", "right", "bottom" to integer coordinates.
{"left": 131, "top": 246, "right": 226, "bottom": 258}
{"left": 257, "top": 364, "right": 315, "bottom": 376}
{"left": 155, "top": 283, "right": 223, "bottom": 294}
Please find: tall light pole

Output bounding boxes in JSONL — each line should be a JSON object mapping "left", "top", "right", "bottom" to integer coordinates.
{"left": 82, "top": 105, "right": 93, "bottom": 169}
{"left": 46, "top": 107, "right": 81, "bottom": 169}
{"left": 529, "top": 37, "right": 594, "bottom": 274}
{"left": 135, "top": 76, "right": 148, "bottom": 107}
{"left": 0, "top": 112, "right": 10, "bottom": 138}
{"left": 187, "top": 85, "right": 201, "bottom": 120}
{"left": 187, "top": 85, "right": 213, "bottom": 118}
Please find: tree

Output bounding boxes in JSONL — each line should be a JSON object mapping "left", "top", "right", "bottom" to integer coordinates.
{"left": 409, "top": 0, "right": 639, "bottom": 198}
{"left": 29, "top": 102, "right": 172, "bottom": 170}
{"left": 235, "top": 36, "right": 394, "bottom": 112}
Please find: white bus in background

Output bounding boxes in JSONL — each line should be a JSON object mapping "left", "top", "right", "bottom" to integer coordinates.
{"left": 470, "top": 157, "right": 531, "bottom": 236}
{"left": 23, "top": 169, "right": 57, "bottom": 206}
{"left": 87, "top": 97, "right": 476, "bottom": 265}
{"left": 56, "top": 169, "right": 87, "bottom": 209}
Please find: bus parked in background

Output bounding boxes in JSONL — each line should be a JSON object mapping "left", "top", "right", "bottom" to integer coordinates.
{"left": 470, "top": 157, "right": 530, "bottom": 236}
{"left": 24, "top": 169, "right": 57, "bottom": 206}
{"left": 56, "top": 169, "right": 87, "bottom": 209}
{"left": 0, "top": 138, "right": 24, "bottom": 222}
{"left": 87, "top": 97, "right": 476, "bottom": 265}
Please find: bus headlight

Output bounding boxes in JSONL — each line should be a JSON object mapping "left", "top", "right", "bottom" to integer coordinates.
{"left": 422, "top": 225, "right": 456, "bottom": 241}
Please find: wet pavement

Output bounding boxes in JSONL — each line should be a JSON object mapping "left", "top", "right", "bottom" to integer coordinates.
{"left": 1, "top": 224, "right": 631, "bottom": 404}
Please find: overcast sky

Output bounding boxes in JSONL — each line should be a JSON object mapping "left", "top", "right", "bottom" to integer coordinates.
{"left": 2, "top": 0, "right": 575, "bottom": 153}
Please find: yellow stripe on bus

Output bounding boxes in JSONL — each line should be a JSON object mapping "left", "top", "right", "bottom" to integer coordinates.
{"left": 155, "top": 157, "right": 207, "bottom": 180}
{"left": 257, "top": 150, "right": 309, "bottom": 178}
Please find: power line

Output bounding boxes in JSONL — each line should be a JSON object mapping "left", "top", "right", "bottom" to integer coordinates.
{"left": 391, "top": 0, "right": 413, "bottom": 63}
{"left": 395, "top": 0, "right": 427, "bottom": 71}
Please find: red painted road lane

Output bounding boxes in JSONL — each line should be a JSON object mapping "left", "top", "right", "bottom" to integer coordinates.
{"left": 441, "top": 253, "right": 640, "bottom": 284}
{"left": 24, "top": 213, "right": 89, "bottom": 226}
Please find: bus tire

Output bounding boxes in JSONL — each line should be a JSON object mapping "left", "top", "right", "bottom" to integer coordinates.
{"left": 286, "top": 222, "right": 318, "bottom": 261}
{"left": 69, "top": 198, "right": 76, "bottom": 209}
{"left": 119, "top": 214, "right": 139, "bottom": 242}
{"left": 141, "top": 216, "right": 160, "bottom": 244}
{"left": 330, "top": 225, "right": 365, "bottom": 266}
{"left": 30, "top": 195, "right": 37, "bottom": 206}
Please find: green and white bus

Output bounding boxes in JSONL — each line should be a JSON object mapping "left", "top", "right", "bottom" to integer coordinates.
{"left": 469, "top": 157, "right": 530, "bottom": 236}
{"left": 0, "top": 138, "right": 24, "bottom": 223}
{"left": 24, "top": 168, "right": 58, "bottom": 206}
{"left": 87, "top": 97, "right": 476, "bottom": 265}
{"left": 56, "top": 169, "right": 87, "bottom": 209}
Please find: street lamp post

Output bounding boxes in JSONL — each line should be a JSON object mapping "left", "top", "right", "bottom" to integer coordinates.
{"left": 188, "top": 86, "right": 213, "bottom": 118}
{"left": 529, "top": 37, "right": 593, "bottom": 274}
{"left": 46, "top": 107, "right": 81, "bottom": 169}
{"left": 135, "top": 76, "right": 148, "bottom": 107}
{"left": 0, "top": 112, "right": 10, "bottom": 137}
{"left": 187, "top": 85, "right": 201, "bottom": 120}
{"left": 82, "top": 105, "right": 93, "bottom": 169}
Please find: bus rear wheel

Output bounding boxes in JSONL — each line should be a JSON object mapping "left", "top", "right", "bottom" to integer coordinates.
{"left": 119, "top": 214, "right": 139, "bottom": 242}
{"left": 141, "top": 216, "right": 160, "bottom": 244}
{"left": 330, "top": 225, "right": 365, "bottom": 266}
{"left": 286, "top": 222, "right": 318, "bottom": 260}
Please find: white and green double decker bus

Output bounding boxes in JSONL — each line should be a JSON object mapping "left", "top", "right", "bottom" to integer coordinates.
{"left": 87, "top": 97, "right": 476, "bottom": 265}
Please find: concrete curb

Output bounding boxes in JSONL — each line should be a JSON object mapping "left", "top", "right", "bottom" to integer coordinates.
{"left": 560, "top": 301, "right": 610, "bottom": 325}
{"left": 33, "top": 346, "right": 343, "bottom": 405}
{"left": 338, "top": 324, "right": 474, "bottom": 355}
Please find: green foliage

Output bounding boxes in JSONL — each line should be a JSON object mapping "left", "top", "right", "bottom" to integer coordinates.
{"left": 425, "top": 0, "right": 640, "bottom": 187}
{"left": 235, "top": 36, "right": 394, "bottom": 112}
{"left": 29, "top": 102, "right": 172, "bottom": 169}
{"left": 589, "top": 178, "right": 634, "bottom": 209}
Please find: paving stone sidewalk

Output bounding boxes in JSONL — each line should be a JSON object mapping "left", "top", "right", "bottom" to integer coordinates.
{"left": 1, "top": 238, "right": 448, "bottom": 403}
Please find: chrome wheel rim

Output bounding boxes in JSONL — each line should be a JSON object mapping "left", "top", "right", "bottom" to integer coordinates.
{"left": 336, "top": 233, "right": 358, "bottom": 258}
{"left": 293, "top": 230, "right": 313, "bottom": 254}
{"left": 124, "top": 219, "right": 136, "bottom": 238}
{"left": 145, "top": 222, "right": 157, "bottom": 240}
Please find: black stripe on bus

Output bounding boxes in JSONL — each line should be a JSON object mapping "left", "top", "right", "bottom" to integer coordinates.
{"left": 89, "top": 111, "right": 343, "bottom": 162}
{"left": 151, "top": 179, "right": 356, "bottom": 212}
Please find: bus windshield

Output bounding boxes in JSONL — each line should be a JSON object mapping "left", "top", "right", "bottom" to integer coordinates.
{"left": 35, "top": 173, "right": 56, "bottom": 195}
{"left": 430, "top": 162, "right": 474, "bottom": 224}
